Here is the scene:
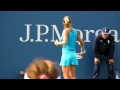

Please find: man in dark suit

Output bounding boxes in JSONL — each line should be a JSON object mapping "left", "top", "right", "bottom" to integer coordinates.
{"left": 93, "top": 27, "right": 115, "bottom": 79}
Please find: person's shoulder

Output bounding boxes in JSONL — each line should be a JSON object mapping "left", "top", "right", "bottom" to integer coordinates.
{"left": 63, "top": 28, "right": 70, "bottom": 31}
{"left": 109, "top": 34, "right": 114, "bottom": 40}
{"left": 95, "top": 33, "right": 101, "bottom": 39}
{"left": 109, "top": 34, "right": 114, "bottom": 38}
{"left": 62, "top": 28, "right": 70, "bottom": 34}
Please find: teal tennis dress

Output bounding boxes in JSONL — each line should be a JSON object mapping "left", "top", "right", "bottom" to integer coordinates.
{"left": 60, "top": 28, "right": 79, "bottom": 66}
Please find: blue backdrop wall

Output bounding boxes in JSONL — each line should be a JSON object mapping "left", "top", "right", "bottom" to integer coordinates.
{"left": 0, "top": 11, "right": 120, "bottom": 79}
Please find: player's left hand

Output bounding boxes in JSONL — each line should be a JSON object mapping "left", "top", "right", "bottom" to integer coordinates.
{"left": 54, "top": 40, "right": 59, "bottom": 46}
{"left": 80, "top": 48, "right": 86, "bottom": 54}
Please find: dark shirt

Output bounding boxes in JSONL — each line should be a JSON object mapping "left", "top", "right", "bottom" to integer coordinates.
{"left": 93, "top": 33, "right": 115, "bottom": 59}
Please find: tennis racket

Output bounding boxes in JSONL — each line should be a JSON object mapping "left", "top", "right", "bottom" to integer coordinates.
{"left": 76, "top": 53, "right": 83, "bottom": 59}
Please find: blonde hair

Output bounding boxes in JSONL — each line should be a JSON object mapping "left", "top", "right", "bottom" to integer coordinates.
{"left": 63, "top": 16, "right": 72, "bottom": 30}
{"left": 25, "top": 57, "right": 60, "bottom": 79}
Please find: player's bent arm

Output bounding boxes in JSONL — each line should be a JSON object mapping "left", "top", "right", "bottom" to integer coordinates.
{"left": 77, "top": 34, "right": 84, "bottom": 49}
{"left": 57, "top": 29, "right": 69, "bottom": 46}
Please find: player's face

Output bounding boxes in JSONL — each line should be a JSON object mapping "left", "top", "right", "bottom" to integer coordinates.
{"left": 62, "top": 20, "right": 66, "bottom": 28}
{"left": 102, "top": 33, "right": 109, "bottom": 39}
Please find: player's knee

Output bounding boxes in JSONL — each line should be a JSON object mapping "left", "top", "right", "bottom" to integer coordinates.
{"left": 69, "top": 73, "right": 76, "bottom": 78}
{"left": 63, "top": 73, "right": 69, "bottom": 79}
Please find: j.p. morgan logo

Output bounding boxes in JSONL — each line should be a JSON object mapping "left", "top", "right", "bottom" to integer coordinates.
{"left": 19, "top": 24, "right": 120, "bottom": 43}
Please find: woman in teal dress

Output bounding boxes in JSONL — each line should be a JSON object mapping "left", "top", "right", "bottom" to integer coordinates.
{"left": 54, "top": 16, "right": 86, "bottom": 79}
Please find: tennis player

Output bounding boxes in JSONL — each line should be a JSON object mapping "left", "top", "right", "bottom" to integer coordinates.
{"left": 54, "top": 16, "right": 86, "bottom": 79}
